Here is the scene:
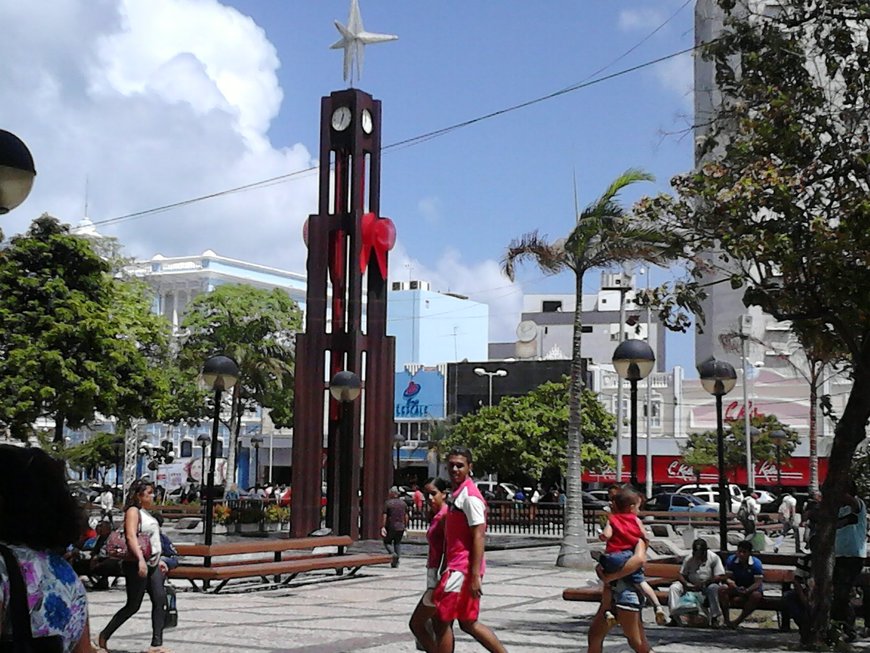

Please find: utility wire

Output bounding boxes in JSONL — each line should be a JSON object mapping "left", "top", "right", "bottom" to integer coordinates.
{"left": 93, "top": 31, "right": 702, "bottom": 229}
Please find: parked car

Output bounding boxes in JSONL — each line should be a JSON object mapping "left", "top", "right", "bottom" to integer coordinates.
{"left": 644, "top": 492, "right": 718, "bottom": 516}
{"left": 582, "top": 491, "right": 609, "bottom": 511}
{"left": 586, "top": 489, "right": 611, "bottom": 504}
{"left": 474, "top": 480, "right": 519, "bottom": 500}
{"left": 675, "top": 483, "right": 744, "bottom": 513}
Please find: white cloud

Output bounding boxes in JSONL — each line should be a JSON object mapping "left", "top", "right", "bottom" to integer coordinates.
{"left": 618, "top": 8, "right": 666, "bottom": 32}
{"left": 416, "top": 196, "right": 441, "bottom": 225}
{"left": 0, "top": 0, "right": 317, "bottom": 272}
{"left": 653, "top": 52, "right": 694, "bottom": 108}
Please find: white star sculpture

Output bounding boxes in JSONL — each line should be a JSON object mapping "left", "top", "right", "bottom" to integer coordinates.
{"left": 331, "top": 0, "right": 398, "bottom": 85}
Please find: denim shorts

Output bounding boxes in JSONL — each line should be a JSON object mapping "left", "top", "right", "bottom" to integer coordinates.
{"left": 613, "top": 579, "right": 643, "bottom": 612}
{"left": 601, "top": 549, "right": 644, "bottom": 586}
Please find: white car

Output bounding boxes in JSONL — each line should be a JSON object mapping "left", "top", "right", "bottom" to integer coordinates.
{"left": 474, "top": 481, "right": 519, "bottom": 500}
{"left": 675, "top": 483, "right": 744, "bottom": 513}
{"left": 753, "top": 490, "right": 776, "bottom": 504}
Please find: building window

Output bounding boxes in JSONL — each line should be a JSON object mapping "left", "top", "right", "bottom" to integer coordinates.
{"left": 644, "top": 400, "right": 663, "bottom": 429}
{"left": 582, "top": 326, "right": 593, "bottom": 333}
{"left": 542, "top": 300, "right": 562, "bottom": 312}
{"left": 180, "top": 439, "right": 193, "bottom": 458}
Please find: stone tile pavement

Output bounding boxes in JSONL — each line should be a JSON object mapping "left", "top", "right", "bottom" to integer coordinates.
{"left": 84, "top": 537, "right": 870, "bottom": 653}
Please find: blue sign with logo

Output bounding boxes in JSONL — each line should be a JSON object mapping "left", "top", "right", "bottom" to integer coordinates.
{"left": 394, "top": 369, "right": 445, "bottom": 420}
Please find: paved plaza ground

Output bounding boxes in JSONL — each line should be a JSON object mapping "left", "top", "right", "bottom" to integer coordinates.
{"left": 83, "top": 529, "right": 870, "bottom": 653}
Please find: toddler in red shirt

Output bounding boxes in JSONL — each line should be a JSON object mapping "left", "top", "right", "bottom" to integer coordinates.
{"left": 599, "top": 487, "right": 666, "bottom": 626}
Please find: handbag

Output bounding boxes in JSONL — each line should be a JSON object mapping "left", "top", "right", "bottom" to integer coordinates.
{"left": 670, "top": 590, "right": 702, "bottom": 617}
{"left": 105, "top": 529, "right": 152, "bottom": 562}
{"left": 0, "top": 544, "right": 64, "bottom": 653}
{"left": 163, "top": 584, "right": 178, "bottom": 629}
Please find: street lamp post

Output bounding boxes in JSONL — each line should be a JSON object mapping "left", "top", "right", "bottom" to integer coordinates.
{"left": 699, "top": 358, "right": 738, "bottom": 552}
{"left": 473, "top": 367, "right": 508, "bottom": 407}
{"left": 201, "top": 355, "right": 240, "bottom": 548}
{"left": 328, "top": 370, "right": 362, "bottom": 536}
{"left": 251, "top": 435, "right": 263, "bottom": 487}
{"left": 196, "top": 434, "right": 210, "bottom": 485}
{"left": 0, "top": 130, "right": 36, "bottom": 214}
{"left": 111, "top": 436, "right": 124, "bottom": 489}
{"left": 393, "top": 432, "right": 406, "bottom": 481}
{"left": 612, "top": 339, "right": 656, "bottom": 491}
{"left": 770, "top": 429, "right": 787, "bottom": 486}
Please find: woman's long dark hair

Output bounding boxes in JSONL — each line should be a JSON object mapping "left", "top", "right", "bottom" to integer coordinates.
{"left": 0, "top": 445, "right": 84, "bottom": 551}
{"left": 124, "top": 478, "right": 155, "bottom": 510}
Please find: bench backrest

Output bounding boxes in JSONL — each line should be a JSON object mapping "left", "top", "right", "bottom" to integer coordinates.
{"left": 176, "top": 535, "right": 352, "bottom": 557}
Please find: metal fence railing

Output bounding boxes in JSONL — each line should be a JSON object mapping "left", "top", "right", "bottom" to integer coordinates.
{"left": 409, "top": 501, "right": 607, "bottom": 538}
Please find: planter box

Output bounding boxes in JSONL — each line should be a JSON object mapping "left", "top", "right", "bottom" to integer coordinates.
{"left": 238, "top": 523, "right": 262, "bottom": 533}
{"left": 213, "top": 524, "right": 228, "bottom": 534}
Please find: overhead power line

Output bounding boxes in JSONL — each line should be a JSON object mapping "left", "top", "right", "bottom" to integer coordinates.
{"left": 94, "top": 12, "right": 700, "bottom": 229}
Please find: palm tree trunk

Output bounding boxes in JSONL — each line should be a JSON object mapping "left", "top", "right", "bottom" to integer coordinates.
{"left": 556, "top": 269, "right": 594, "bottom": 569}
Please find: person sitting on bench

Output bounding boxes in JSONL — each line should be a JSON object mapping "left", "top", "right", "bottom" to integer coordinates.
{"left": 667, "top": 538, "right": 726, "bottom": 627}
{"left": 718, "top": 540, "right": 764, "bottom": 629}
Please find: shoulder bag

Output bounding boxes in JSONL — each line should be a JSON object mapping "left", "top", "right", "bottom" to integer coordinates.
{"left": 105, "top": 510, "right": 152, "bottom": 561}
{"left": 0, "top": 544, "right": 64, "bottom": 653}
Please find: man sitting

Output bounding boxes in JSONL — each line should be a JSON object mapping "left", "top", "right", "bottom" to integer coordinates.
{"left": 718, "top": 539, "right": 764, "bottom": 629}
{"left": 667, "top": 538, "right": 726, "bottom": 627}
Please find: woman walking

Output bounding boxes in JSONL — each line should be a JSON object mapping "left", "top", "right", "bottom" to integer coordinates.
{"left": 409, "top": 477, "right": 450, "bottom": 652}
{"left": 98, "top": 479, "right": 169, "bottom": 653}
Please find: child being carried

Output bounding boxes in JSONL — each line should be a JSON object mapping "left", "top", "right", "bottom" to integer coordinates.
{"left": 599, "top": 487, "right": 667, "bottom": 626}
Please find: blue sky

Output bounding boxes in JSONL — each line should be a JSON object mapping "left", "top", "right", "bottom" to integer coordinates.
{"left": 0, "top": 0, "right": 697, "bottom": 372}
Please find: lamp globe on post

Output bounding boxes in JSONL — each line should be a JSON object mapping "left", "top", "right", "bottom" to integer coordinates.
{"left": 612, "top": 339, "right": 655, "bottom": 491}
{"left": 770, "top": 429, "right": 787, "bottom": 486}
{"left": 393, "top": 432, "right": 406, "bottom": 483}
{"left": 196, "top": 433, "right": 210, "bottom": 485}
{"left": 698, "top": 357, "right": 738, "bottom": 552}
{"left": 251, "top": 435, "right": 264, "bottom": 487}
{"left": 0, "top": 130, "right": 36, "bottom": 215}
{"left": 201, "top": 355, "right": 240, "bottom": 548}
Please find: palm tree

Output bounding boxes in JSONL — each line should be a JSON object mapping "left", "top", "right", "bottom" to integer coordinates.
{"left": 502, "top": 169, "right": 670, "bottom": 568}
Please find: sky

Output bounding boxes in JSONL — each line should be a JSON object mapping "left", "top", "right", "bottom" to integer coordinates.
{"left": 0, "top": 0, "right": 699, "bottom": 373}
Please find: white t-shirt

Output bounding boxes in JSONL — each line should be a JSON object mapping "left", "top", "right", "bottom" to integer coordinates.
{"left": 99, "top": 491, "right": 114, "bottom": 512}
{"left": 138, "top": 508, "right": 162, "bottom": 566}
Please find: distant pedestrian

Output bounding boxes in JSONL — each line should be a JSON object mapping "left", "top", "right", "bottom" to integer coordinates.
{"left": 775, "top": 491, "right": 801, "bottom": 553}
{"left": 832, "top": 483, "right": 866, "bottom": 642}
{"left": 409, "top": 477, "right": 449, "bottom": 653}
{"left": 382, "top": 487, "right": 409, "bottom": 568}
{"left": 412, "top": 483, "right": 425, "bottom": 516}
{"left": 99, "top": 485, "right": 115, "bottom": 526}
{"left": 432, "top": 446, "right": 507, "bottom": 653}
{"left": 737, "top": 492, "right": 760, "bottom": 536}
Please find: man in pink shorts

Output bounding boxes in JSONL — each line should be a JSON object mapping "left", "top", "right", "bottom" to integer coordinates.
{"left": 432, "top": 446, "right": 508, "bottom": 653}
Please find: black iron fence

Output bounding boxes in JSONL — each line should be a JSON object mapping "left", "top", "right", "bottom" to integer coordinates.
{"left": 408, "top": 501, "right": 607, "bottom": 538}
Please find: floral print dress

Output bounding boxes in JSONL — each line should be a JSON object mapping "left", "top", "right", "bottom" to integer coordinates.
{"left": 0, "top": 543, "right": 88, "bottom": 652}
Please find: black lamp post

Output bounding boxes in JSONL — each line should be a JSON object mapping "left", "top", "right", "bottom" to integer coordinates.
{"left": 251, "top": 435, "right": 263, "bottom": 487}
{"left": 473, "top": 367, "right": 508, "bottom": 407}
{"left": 328, "top": 370, "right": 362, "bottom": 534}
{"left": 699, "top": 357, "right": 738, "bottom": 552}
{"left": 111, "top": 436, "right": 124, "bottom": 489}
{"left": 770, "top": 429, "right": 786, "bottom": 486}
{"left": 201, "top": 355, "right": 240, "bottom": 547}
{"left": 196, "top": 433, "right": 210, "bottom": 486}
{"left": 0, "top": 130, "right": 36, "bottom": 215}
{"left": 612, "top": 339, "right": 656, "bottom": 491}
{"left": 393, "top": 432, "right": 406, "bottom": 481}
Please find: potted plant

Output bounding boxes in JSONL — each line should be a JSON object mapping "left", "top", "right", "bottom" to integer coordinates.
{"left": 263, "top": 504, "right": 290, "bottom": 532}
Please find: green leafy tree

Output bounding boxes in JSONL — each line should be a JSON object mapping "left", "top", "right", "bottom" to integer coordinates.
{"left": 442, "top": 379, "right": 614, "bottom": 490}
{"left": 682, "top": 414, "right": 798, "bottom": 484}
{"left": 634, "top": 2, "right": 870, "bottom": 643}
{"left": 65, "top": 432, "right": 124, "bottom": 482}
{"left": 0, "top": 215, "right": 172, "bottom": 442}
{"left": 178, "top": 284, "right": 303, "bottom": 483}
{"left": 502, "top": 170, "right": 672, "bottom": 568}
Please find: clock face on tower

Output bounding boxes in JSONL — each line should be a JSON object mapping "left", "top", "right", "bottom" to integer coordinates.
{"left": 361, "top": 109, "right": 373, "bottom": 135}
{"left": 331, "top": 106, "right": 352, "bottom": 131}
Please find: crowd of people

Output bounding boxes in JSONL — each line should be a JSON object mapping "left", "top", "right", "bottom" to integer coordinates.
{"left": 4, "top": 440, "right": 870, "bottom": 653}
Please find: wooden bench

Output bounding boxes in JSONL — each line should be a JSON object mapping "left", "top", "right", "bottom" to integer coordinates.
{"left": 563, "top": 561, "right": 795, "bottom": 630}
{"left": 170, "top": 536, "right": 393, "bottom": 593}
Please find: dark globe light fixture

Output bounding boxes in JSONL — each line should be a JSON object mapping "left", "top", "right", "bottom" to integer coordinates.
{"left": 0, "top": 130, "right": 36, "bottom": 215}
{"left": 699, "top": 357, "right": 738, "bottom": 552}
{"left": 328, "top": 370, "right": 362, "bottom": 403}
{"left": 612, "top": 339, "right": 656, "bottom": 490}
{"left": 251, "top": 434, "right": 264, "bottom": 487}
{"left": 201, "top": 355, "right": 240, "bottom": 547}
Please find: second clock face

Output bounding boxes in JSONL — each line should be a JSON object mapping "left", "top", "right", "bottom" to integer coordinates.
{"left": 331, "top": 106, "right": 352, "bottom": 131}
{"left": 361, "top": 108, "right": 373, "bottom": 135}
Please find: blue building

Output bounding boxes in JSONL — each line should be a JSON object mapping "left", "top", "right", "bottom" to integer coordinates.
{"left": 387, "top": 280, "right": 488, "bottom": 371}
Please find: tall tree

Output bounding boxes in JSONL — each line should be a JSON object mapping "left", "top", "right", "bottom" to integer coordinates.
{"left": 0, "top": 215, "right": 171, "bottom": 442}
{"left": 442, "top": 379, "right": 614, "bottom": 486}
{"left": 178, "top": 284, "right": 303, "bottom": 484}
{"left": 503, "top": 169, "right": 672, "bottom": 568}
{"left": 635, "top": 1, "right": 870, "bottom": 644}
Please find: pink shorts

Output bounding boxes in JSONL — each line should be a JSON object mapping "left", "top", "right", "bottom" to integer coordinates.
{"left": 433, "top": 570, "right": 481, "bottom": 622}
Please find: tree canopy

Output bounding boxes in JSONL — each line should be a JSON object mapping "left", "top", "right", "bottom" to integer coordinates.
{"left": 442, "top": 378, "right": 614, "bottom": 488}
{"left": 636, "top": 1, "right": 870, "bottom": 644}
{"left": 178, "top": 284, "right": 303, "bottom": 482}
{"left": 0, "top": 215, "right": 173, "bottom": 441}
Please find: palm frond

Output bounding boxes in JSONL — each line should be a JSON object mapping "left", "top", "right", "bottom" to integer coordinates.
{"left": 501, "top": 231, "right": 567, "bottom": 280}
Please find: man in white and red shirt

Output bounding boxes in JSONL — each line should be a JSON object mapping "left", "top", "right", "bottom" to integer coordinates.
{"left": 433, "top": 446, "right": 507, "bottom": 653}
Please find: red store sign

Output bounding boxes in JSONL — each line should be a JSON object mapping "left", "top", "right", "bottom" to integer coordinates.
{"left": 582, "top": 455, "right": 829, "bottom": 487}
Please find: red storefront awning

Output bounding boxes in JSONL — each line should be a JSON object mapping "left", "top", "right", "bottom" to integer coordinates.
{"left": 582, "top": 455, "right": 829, "bottom": 487}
